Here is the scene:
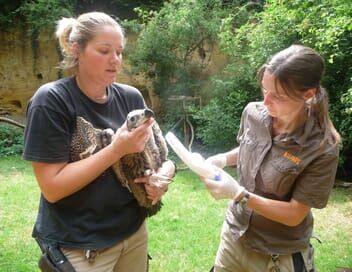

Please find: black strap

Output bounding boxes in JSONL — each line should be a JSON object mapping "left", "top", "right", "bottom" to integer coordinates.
{"left": 292, "top": 252, "right": 305, "bottom": 272}
{"left": 39, "top": 254, "right": 60, "bottom": 272}
{"left": 35, "top": 238, "right": 76, "bottom": 272}
{"left": 56, "top": 261, "right": 76, "bottom": 272}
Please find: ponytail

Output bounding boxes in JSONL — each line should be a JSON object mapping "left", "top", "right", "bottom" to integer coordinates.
{"left": 309, "top": 86, "right": 341, "bottom": 145}
{"left": 55, "top": 17, "right": 77, "bottom": 71}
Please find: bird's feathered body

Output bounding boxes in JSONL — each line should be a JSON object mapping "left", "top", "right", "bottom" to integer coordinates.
{"left": 69, "top": 109, "right": 168, "bottom": 216}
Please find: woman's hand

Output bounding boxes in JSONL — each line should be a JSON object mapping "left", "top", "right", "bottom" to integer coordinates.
{"left": 200, "top": 168, "right": 244, "bottom": 200}
{"left": 111, "top": 118, "right": 154, "bottom": 157}
{"left": 134, "top": 171, "right": 170, "bottom": 205}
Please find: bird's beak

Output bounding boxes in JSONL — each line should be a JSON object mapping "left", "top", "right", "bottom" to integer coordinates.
{"left": 144, "top": 109, "right": 155, "bottom": 118}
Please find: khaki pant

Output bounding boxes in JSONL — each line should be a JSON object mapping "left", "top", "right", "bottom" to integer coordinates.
{"left": 61, "top": 221, "right": 148, "bottom": 272}
{"left": 214, "top": 222, "right": 315, "bottom": 272}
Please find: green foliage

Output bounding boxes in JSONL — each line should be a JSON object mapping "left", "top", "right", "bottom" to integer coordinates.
{"left": 291, "top": 0, "right": 352, "bottom": 176}
{"left": 0, "top": 0, "right": 164, "bottom": 31}
{"left": 0, "top": 1, "right": 22, "bottom": 29}
{"left": 212, "top": 0, "right": 352, "bottom": 176}
{"left": 191, "top": 90, "right": 250, "bottom": 152}
{"left": 0, "top": 124, "right": 24, "bottom": 156}
{"left": 2, "top": 0, "right": 351, "bottom": 176}
{"left": 339, "top": 86, "right": 352, "bottom": 172}
{"left": 18, "top": 0, "right": 73, "bottom": 31}
{"left": 108, "top": 0, "right": 163, "bottom": 11}
{"left": 216, "top": 0, "right": 304, "bottom": 96}
{"left": 74, "top": 0, "right": 164, "bottom": 20}
{"left": 128, "top": 0, "right": 352, "bottom": 176}
{"left": 125, "top": 0, "right": 261, "bottom": 151}
{"left": 0, "top": 0, "right": 74, "bottom": 32}
{"left": 125, "top": 0, "right": 224, "bottom": 98}
{"left": 1, "top": 0, "right": 73, "bottom": 70}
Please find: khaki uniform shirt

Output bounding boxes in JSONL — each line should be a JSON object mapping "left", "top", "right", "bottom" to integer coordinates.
{"left": 226, "top": 102, "right": 339, "bottom": 255}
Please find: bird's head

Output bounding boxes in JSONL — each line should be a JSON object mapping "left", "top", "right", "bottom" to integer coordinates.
{"left": 126, "top": 108, "right": 155, "bottom": 130}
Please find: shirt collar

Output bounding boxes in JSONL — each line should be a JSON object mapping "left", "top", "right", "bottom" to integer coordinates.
{"left": 276, "top": 114, "right": 322, "bottom": 146}
{"left": 256, "top": 102, "right": 322, "bottom": 146}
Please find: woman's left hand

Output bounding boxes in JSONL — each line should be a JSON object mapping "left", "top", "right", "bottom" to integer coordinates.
{"left": 134, "top": 171, "right": 170, "bottom": 205}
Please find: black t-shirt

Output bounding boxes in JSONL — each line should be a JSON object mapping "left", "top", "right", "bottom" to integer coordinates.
{"left": 23, "top": 76, "right": 147, "bottom": 249}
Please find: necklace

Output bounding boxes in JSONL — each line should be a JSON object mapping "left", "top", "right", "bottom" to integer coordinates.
{"left": 92, "top": 93, "right": 108, "bottom": 103}
{"left": 76, "top": 76, "right": 108, "bottom": 103}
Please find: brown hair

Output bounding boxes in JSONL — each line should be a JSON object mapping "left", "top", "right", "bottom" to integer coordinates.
{"left": 257, "top": 44, "right": 340, "bottom": 145}
{"left": 55, "top": 12, "right": 125, "bottom": 72}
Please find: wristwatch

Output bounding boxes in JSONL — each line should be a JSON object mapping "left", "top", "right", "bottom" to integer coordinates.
{"left": 235, "top": 190, "right": 250, "bottom": 206}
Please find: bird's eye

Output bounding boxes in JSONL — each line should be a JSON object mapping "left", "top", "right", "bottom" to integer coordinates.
{"left": 130, "top": 116, "right": 135, "bottom": 122}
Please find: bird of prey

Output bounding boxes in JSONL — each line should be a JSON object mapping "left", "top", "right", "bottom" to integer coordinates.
{"left": 70, "top": 109, "right": 170, "bottom": 216}
{"left": 0, "top": 110, "right": 170, "bottom": 216}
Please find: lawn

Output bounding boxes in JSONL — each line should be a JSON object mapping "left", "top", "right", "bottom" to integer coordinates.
{"left": 0, "top": 156, "right": 351, "bottom": 271}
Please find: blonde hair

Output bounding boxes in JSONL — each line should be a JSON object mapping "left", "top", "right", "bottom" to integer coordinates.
{"left": 257, "top": 45, "right": 341, "bottom": 146}
{"left": 55, "top": 12, "right": 125, "bottom": 72}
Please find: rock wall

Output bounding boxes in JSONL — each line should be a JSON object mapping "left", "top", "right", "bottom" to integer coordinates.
{"left": 0, "top": 28, "right": 59, "bottom": 120}
{"left": 0, "top": 28, "right": 227, "bottom": 121}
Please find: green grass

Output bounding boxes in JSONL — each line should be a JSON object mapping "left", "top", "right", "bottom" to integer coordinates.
{"left": 0, "top": 156, "right": 351, "bottom": 271}
{"left": 0, "top": 156, "right": 41, "bottom": 271}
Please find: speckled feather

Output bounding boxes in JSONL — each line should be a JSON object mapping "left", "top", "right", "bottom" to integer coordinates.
{"left": 69, "top": 110, "right": 168, "bottom": 216}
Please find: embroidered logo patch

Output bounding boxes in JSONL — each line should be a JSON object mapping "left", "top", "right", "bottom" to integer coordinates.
{"left": 283, "top": 151, "right": 301, "bottom": 165}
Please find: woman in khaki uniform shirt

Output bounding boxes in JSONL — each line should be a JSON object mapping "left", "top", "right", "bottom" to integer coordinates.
{"left": 201, "top": 45, "right": 340, "bottom": 272}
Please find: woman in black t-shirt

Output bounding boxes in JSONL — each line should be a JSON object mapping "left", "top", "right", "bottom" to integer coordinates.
{"left": 23, "top": 12, "right": 175, "bottom": 272}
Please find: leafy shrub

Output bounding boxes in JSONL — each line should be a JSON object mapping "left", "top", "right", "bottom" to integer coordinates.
{"left": 124, "top": 0, "right": 226, "bottom": 98}
{"left": 339, "top": 86, "right": 352, "bottom": 177}
{"left": 191, "top": 90, "right": 251, "bottom": 152}
{"left": 213, "top": 0, "right": 352, "bottom": 177}
{"left": 0, "top": 124, "right": 24, "bottom": 156}
{"left": 124, "top": 0, "right": 261, "bottom": 152}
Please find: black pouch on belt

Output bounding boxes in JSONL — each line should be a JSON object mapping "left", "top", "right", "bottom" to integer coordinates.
{"left": 35, "top": 238, "right": 76, "bottom": 272}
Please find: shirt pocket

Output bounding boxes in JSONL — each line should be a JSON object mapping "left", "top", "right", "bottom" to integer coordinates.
{"left": 271, "top": 156, "right": 300, "bottom": 175}
{"left": 266, "top": 156, "right": 302, "bottom": 196}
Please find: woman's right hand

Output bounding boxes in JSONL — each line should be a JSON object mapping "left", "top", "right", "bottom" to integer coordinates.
{"left": 111, "top": 118, "right": 154, "bottom": 157}
{"left": 201, "top": 169, "right": 244, "bottom": 200}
